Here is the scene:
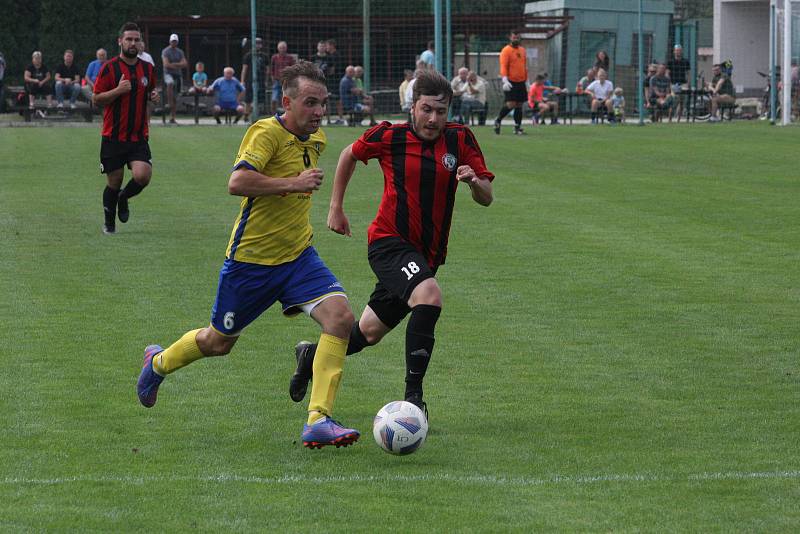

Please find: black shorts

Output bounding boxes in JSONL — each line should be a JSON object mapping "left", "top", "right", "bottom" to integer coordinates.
{"left": 366, "top": 237, "right": 436, "bottom": 329}
{"left": 505, "top": 81, "right": 527, "bottom": 103}
{"left": 100, "top": 138, "right": 152, "bottom": 175}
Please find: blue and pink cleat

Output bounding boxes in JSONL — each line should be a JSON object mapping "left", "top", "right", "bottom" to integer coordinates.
{"left": 302, "top": 417, "right": 360, "bottom": 449}
{"left": 137, "top": 344, "right": 165, "bottom": 408}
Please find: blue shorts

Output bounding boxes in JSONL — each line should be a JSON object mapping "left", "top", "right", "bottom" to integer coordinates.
{"left": 271, "top": 80, "right": 282, "bottom": 103}
{"left": 210, "top": 246, "right": 346, "bottom": 336}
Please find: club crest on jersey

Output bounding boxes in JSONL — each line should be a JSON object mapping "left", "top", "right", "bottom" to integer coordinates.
{"left": 441, "top": 153, "right": 457, "bottom": 171}
{"left": 140, "top": 77, "right": 148, "bottom": 87}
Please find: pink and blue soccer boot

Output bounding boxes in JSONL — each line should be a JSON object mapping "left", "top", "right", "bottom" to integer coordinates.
{"left": 302, "top": 417, "right": 360, "bottom": 449}
{"left": 137, "top": 345, "right": 165, "bottom": 408}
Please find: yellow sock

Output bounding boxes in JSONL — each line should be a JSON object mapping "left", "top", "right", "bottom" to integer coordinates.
{"left": 307, "top": 333, "right": 347, "bottom": 425}
{"left": 153, "top": 329, "right": 204, "bottom": 375}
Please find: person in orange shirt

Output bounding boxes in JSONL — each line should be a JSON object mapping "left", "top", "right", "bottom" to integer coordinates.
{"left": 528, "top": 74, "right": 564, "bottom": 125}
{"left": 494, "top": 30, "right": 528, "bottom": 135}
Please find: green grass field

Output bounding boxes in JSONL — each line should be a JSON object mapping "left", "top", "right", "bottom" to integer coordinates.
{"left": 1, "top": 121, "right": 799, "bottom": 531}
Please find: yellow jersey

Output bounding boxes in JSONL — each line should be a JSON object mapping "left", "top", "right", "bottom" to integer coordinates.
{"left": 226, "top": 116, "right": 327, "bottom": 266}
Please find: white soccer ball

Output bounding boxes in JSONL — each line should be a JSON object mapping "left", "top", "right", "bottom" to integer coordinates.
{"left": 372, "top": 400, "right": 428, "bottom": 455}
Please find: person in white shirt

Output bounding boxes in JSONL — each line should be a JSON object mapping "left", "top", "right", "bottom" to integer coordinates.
{"left": 137, "top": 41, "right": 154, "bottom": 65}
{"left": 585, "top": 68, "right": 615, "bottom": 123}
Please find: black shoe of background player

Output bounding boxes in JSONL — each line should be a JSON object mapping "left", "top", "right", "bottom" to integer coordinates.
{"left": 289, "top": 341, "right": 316, "bottom": 402}
{"left": 117, "top": 193, "right": 129, "bottom": 223}
{"left": 405, "top": 392, "right": 429, "bottom": 422}
{"left": 493, "top": 119, "right": 501, "bottom": 135}
{"left": 102, "top": 224, "right": 116, "bottom": 235}
{"left": 215, "top": 116, "right": 222, "bottom": 124}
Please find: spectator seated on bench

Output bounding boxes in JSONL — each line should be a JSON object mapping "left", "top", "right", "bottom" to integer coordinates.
{"left": 707, "top": 62, "right": 736, "bottom": 122}
{"left": 527, "top": 74, "right": 564, "bottom": 125}
{"left": 648, "top": 63, "right": 673, "bottom": 122}
{"left": 24, "top": 51, "right": 54, "bottom": 109}
{"left": 340, "top": 65, "right": 373, "bottom": 126}
{"left": 451, "top": 68, "right": 487, "bottom": 125}
{"left": 207, "top": 67, "right": 245, "bottom": 124}
{"left": 586, "top": 68, "right": 616, "bottom": 124}
{"left": 54, "top": 49, "right": 82, "bottom": 109}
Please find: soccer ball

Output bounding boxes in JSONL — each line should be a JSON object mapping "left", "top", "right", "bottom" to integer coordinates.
{"left": 372, "top": 401, "right": 428, "bottom": 455}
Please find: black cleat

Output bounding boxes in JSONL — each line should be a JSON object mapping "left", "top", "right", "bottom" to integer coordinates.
{"left": 289, "top": 341, "right": 316, "bottom": 402}
{"left": 405, "top": 393, "right": 429, "bottom": 422}
{"left": 117, "top": 193, "right": 129, "bottom": 223}
{"left": 493, "top": 119, "right": 501, "bottom": 135}
{"left": 102, "top": 224, "right": 116, "bottom": 235}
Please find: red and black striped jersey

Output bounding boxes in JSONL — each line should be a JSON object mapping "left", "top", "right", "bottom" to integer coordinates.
{"left": 352, "top": 121, "right": 494, "bottom": 268}
{"left": 94, "top": 56, "right": 156, "bottom": 142}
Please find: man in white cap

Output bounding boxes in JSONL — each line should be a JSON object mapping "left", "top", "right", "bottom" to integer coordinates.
{"left": 162, "top": 33, "right": 188, "bottom": 124}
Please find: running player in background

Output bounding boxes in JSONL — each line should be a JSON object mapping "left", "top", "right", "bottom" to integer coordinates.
{"left": 92, "top": 22, "right": 158, "bottom": 235}
{"left": 289, "top": 69, "right": 494, "bottom": 420}
{"left": 136, "top": 61, "right": 360, "bottom": 450}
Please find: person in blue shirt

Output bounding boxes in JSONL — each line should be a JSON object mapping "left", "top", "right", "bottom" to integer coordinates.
{"left": 189, "top": 61, "right": 209, "bottom": 95}
{"left": 82, "top": 48, "right": 107, "bottom": 103}
{"left": 208, "top": 67, "right": 245, "bottom": 123}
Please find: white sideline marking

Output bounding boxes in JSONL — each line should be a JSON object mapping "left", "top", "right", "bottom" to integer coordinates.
{"left": 2, "top": 470, "right": 799, "bottom": 487}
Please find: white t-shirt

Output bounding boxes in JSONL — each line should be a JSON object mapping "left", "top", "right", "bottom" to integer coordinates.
{"left": 586, "top": 79, "right": 614, "bottom": 100}
{"left": 138, "top": 51, "right": 155, "bottom": 66}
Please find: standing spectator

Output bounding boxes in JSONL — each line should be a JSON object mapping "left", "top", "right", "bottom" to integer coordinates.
{"left": 594, "top": 50, "right": 610, "bottom": 73}
{"left": 0, "top": 52, "right": 6, "bottom": 113}
{"left": 611, "top": 87, "right": 625, "bottom": 123}
{"left": 648, "top": 63, "right": 673, "bottom": 120}
{"left": 137, "top": 42, "right": 154, "bottom": 66}
{"left": 92, "top": 22, "right": 159, "bottom": 235}
{"left": 643, "top": 63, "right": 657, "bottom": 110}
{"left": 270, "top": 41, "right": 296, "bottom": 115}
{"left": 24, "top": 51, "right": 53, "bottom": 109}
{"left": 83, "top": 48, "right": 107, "bottom": 102}
{"left": 666, "top": 44, "right": 691, "bottom": 121}
{"left": 494, "top": 30, "right": 528, "bottom": 135}
{"left": 325, "top": 39, "right": 343, "bottom": 124}
{"left": 461, "top": 71, "right": 487, "bottom": 125}
{"left": 398, "top": 69, "right": 413, "bottom": 112}
{"left": 188, "top": 62, "right": 208, "bottom": 95}
{"left": 420, "top": 40, "right": 435, "bottom": 69}
{"left": 450, "top": 67, "right": 470, "bottom": 123}
{"left": 207, "top": 67, "right": 245, "bottom": 124}
{"left": 586, "top": 68, "right": 615, "bottom": 123}
{"left": 162, "top": 33, "right": 188, "bottom": 124}
{"left": 311, "top": 40, "right": 327, "bottom": 72}
{"left": 353, "top": 65, "right": 376, "bottom": 125}
{"left": 54, "top": 50, "right": 82, "bottom": 109}
{"left": 707, "top": 63, "right": 735, "bottom": 122}
{"left": 241, "top": 37, "right": 268, "bottom": 122}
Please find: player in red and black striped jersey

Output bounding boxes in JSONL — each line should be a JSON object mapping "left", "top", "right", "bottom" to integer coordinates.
{"left": 289, "top": 70, "right": 494, "bottom": 419}
{"left": 92, "top": 22, "right": 159, "bottom": 234}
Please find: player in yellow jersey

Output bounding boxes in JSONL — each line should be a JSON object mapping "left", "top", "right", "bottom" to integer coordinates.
{"left": 136, "top": 61, "right": 360, "bottom": 449}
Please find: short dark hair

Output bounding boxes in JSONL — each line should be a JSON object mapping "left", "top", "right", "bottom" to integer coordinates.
{"left": 118, "top": 22, "right": 140, "bottom": 37}
{"left": 412, "top": 69, "right": 452, "bottom": 104}
{"left": 535, "top": 74, "right": 545, "bottom": 82}
{"left": 281, "top": 60, "right": 326, "bottom": 97}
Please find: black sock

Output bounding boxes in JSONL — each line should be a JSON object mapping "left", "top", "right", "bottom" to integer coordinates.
{"left": 513, "top": 107, "right": 522, "bottom": 127}
{"left": 346, "top": 322, "right": 371, "bottom": 355}
{"left": 496, "top": 106, "right": 511, "bottom": 121}
{"left": 405, "top": 304, "right": 441, "bottom": 398}
{"left": 103, "top": 186, "right": 119, "bottom": 226}
{"left": 591, "top": 112, "right": 597, "bottom": 120}
{"left": 121, "top": 178, "right": 145, "bottom": 200}
{"left": 305, "top": 322, "right": 372, "bottom": 375}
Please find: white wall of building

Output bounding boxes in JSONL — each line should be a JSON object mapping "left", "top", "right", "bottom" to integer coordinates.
{"left": 714, "top": 0, "right": 770, "bottom": 93}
